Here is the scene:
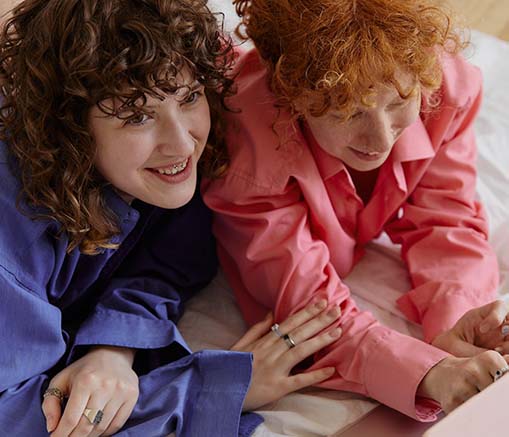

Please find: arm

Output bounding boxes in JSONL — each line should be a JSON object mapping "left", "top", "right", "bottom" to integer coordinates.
{"left": 62, "top": 197, "right": 258, "bottom": 436}
{"left": 385, "top": 73, "right": 499, "bottom": 345}
{"left": 204, "top": 174, "right": 449, "bottom": 421}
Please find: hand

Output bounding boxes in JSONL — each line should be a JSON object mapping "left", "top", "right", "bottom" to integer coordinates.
{"left": 432, "top": 300, "right": 509, "bottom": 357}
{"left": 418, "top": 350, "right": 509, "bottom": 413}
{"left": 231, "top": 299, "right": 342, "bottom": 411}
{"left": 42, "top": 346, "right": 139, "bottom": 436}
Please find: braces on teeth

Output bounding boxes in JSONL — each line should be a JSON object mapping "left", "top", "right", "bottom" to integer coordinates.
{"left": 157, "top": 160, "right": 188, "bottom": 175}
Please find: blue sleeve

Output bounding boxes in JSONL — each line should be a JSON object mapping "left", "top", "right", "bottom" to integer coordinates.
{"left": 71, "top": 198, "right": 263, "bottom": 436}
{"left": 0, "top": 268, "right": 66, "bottom": 435}
{"left": 71, "top": 195, "right": 218, "bottom": 354}
{"left": 116, "top": 350, "right": 263, "bottom": 437}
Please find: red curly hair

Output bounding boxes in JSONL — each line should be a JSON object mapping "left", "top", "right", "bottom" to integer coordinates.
{"left": 233, "top": 0, "right": 467, "bottom": 118}
{"left": 0, "top": 0, "right": 234, "bottom": 254}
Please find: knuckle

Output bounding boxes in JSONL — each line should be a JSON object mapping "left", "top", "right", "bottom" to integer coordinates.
{"left": 480, "top": 349, "right": 501, "bottom": 364}
{"left": 78, "top": 371, "right": 100, "bottom": 387}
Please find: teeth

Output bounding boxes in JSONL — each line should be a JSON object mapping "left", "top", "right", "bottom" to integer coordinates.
{"left": 156, "top": 159, "right": 188, "bottom": 175}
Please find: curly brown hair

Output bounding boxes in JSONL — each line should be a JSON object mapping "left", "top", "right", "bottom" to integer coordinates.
{"left": 0, "top": 0, "right": 234, "bottom": 254}
{"left": 233, "top": 0, "right": 468, "bottom": 118}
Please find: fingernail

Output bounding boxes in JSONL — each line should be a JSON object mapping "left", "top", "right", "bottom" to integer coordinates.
{"left": 327, "top": 306, "right": 341, "bottom": 318}
{"left": 325, "top": 367, "right": 335, "bottom": 375}
{"left": 329, "top": 328, "right": 342, "bottom": 338}
{"left": 46, "top": 417, "right": 53, "bottom": 433}
{"left": 314, "top": 299, "right": 327, "bottom": 310}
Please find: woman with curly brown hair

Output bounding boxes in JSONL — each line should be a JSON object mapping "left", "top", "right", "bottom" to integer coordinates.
{"left": 204, "top": 0, "right": 509, "bottom": 421}
{"left": 0, "top": 1, "right": 345, "bottom": 436}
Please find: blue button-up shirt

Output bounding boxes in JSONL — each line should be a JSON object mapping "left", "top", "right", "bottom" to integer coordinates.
{"left": 0, "top": 142, "right": 263, "bottom": 436}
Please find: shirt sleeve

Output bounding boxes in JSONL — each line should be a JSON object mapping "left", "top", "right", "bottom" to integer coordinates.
{"left": 385, "top": 78, "right": 499, "bottom": 343}
{"left": 204, "top": 174, "right": 449, "bottom": 421}
{"left": 71, "top": 203, "right": 260, "bottom": 436}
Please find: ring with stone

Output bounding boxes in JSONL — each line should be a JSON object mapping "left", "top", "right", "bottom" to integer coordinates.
{"left": 271, "top": 323, "right": 284, "bottom": 338}
{"left": 494, "top": 366, "right": 509, "bottom": 382}
{"left": 83, "top": 408, "right": 104, "bottom": 425}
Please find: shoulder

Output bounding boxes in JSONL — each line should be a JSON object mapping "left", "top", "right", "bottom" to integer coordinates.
{"left": 0, "top": 141, "right": 56, "bottom": 293}
{"left": 220, "top": 49, "right": 312, "bottom": 193}
{"left": 438, "top": 52, "right": 482, "bottom": 109}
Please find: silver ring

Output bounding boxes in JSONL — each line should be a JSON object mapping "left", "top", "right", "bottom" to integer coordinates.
{"left": 501, "top": 325, "right": 509, "bottom": 336}
{"left": 271, "top": 323, "right": 284, "bottom": 338}
{"left": 283, "top": 333, "right": 296, "bottom": 349}
{"left": 494, "top": 366, "right": 509, "bottom": 382}
{"left": 83, "top": 408, "right": 104, "bottom": 425}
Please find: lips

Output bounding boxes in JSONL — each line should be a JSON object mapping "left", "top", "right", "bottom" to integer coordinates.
{"left": 349, "top": 147, "right": 387, "bottom": 162}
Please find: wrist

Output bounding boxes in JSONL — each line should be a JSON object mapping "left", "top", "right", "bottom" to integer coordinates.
{"left": 90, "top": 345, "right": 136, "bottom": 366}
{"left": 417, "top": 356, "right": 451, "bottom": 401}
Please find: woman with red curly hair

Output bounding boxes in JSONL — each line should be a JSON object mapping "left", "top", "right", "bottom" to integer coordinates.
{"left": 204, "top": 0, "right": 509, "bottom": 420}
{"left": 0, "top": 1, "right": 344, "bottom": 436}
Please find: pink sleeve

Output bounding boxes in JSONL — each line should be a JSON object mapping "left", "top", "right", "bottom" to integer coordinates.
{"left": 204, "top": 174, "right": 449, "bottom": 421}
{"left": 385, "top": 79, "right": 499, "bottom": 343}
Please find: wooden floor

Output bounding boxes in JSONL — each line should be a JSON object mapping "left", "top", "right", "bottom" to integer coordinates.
{"left": 448, "top": 0, "right": 509, "bottom": 40}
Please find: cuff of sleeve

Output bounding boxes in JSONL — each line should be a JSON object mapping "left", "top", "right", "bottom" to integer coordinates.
{"left": 364, "top": 329, "right": 450, "bottom": 421}
{"left": 69, "top": 308, "right": 190, "bottom": 363}
{"left": 188, "top": 350, "right": 263, "bottom": 437}
{"left": 239, "top": 413, "right": 264, "bottom": 437}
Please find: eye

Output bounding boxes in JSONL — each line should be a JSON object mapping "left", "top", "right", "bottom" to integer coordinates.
{"left": 124, "top": 112, "right": 152, "bottom": 126}
{"left": 349, "top": 111, "right": 363, "bottom": 120}
{"left": 388, "top": 99, "right": 408, "bottom": 110}
{"left": 183, "top": 90, "right": 203, "bottom": 105}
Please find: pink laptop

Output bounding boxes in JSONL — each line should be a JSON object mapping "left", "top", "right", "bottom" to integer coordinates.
{"left": 423, "top": 373, "right": 509, "bottom": 437}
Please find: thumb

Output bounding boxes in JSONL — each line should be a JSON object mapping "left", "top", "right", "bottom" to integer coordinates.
{"left": 42, "top": 378, "right": 67, "bottom": 433}
{"left": 479, "top": 300, "right": 508, "bottom": 334}
{"left": 452, "top": 338, "right": 488, "bottom": 358}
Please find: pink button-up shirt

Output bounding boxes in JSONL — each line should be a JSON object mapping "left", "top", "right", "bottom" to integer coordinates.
{"left": 203, "top": 48, "right": 499, "bottom": 421}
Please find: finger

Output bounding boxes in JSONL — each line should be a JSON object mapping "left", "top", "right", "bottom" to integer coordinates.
{"left": 231, "top": 312, "right": 273, "bottom": 351}
{"left": 451, "top": 340, "right": 488, "bottom": 357}
{"left": 289, "top": 305, "right": 341, "bottom": 344}
{"left": 41, "top": 391, "right": 63, "bottom": 433}
{"left": 101, "top": 400, "right": 136, "bottom": 436}
{"left": 87, "top": 398, "right": 123, "bottom": 437}
{"left": 51, "top": 388, "right": 91, "bottom": 437}
{"left": 275, "top": 298, "right": 330, "bottom": 341}
{"left": 284, "top": 367, "right": 336, "bottom": 394}
{"left": 494, "top": 341, "right": 509, "bottom": 355}
{"left": 478, "top": 350, "right": 508, "bottom": 388}
{"left": 479, "top": 300, "right": 508, "bottom": 333}
{"left": 279, "top": 327, "right": 342, "bottom": 368}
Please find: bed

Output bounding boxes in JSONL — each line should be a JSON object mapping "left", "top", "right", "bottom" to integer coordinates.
{"left": 177, "top": 2, "right": 509, "bottom": 435}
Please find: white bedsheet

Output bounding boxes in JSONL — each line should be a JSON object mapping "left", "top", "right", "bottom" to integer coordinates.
{"left": 178, "top": 4, "right": 509, "bottom": 434}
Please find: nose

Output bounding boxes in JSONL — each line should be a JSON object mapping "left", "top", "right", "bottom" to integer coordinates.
{"left": 367, "top": 113, "right": 394, "bottom": 152}
{"left": 157, "top": 113, "right": 195, "bottom": 157}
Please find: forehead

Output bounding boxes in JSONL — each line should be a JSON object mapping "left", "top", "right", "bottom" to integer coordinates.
{"left": 95, "top": 68, "right": 201, "bottom": 114}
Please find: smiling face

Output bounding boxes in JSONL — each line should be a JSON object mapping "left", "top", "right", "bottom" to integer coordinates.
{"left": 89, "top": 70, "right": 210, "bottom": 209}
{"left": 304, "top": 75, "right": 421, "bottom": 172}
